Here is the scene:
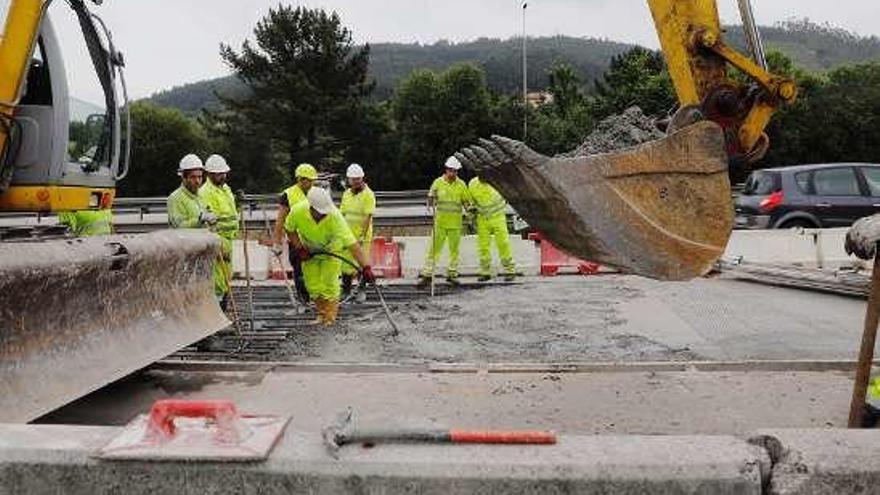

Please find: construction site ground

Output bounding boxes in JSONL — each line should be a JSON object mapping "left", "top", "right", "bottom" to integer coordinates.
{"left": 38, "top": 274, "right": 866, "bottom": 437}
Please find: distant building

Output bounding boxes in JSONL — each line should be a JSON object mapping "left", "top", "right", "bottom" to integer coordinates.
{"left": 526, "top": 91, "right": 554, "bottom": 108}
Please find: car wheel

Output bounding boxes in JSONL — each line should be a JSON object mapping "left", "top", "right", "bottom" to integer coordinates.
{"left": 778, "top": 219, "right": 817, "bottom": 229}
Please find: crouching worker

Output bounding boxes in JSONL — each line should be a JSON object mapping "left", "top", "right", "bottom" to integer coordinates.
{"left": 284, "top": 187, "right": 375, "bottom": 326}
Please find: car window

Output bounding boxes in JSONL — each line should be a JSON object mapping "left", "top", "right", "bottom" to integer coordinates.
{"left": 742, "top": 171, "right": 780, "bottom": 195}
{"left": 861, "top": 167, "right": 880, "bottom": 197}
{"left": 794, "top": 172, "right": 811, "bottom": 194}
{"left": 813, "top": 168, "right": 861, "bottom": 196}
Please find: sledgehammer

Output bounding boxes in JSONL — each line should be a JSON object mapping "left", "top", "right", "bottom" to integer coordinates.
{"left": 322, "top": 409, "right": 556, "bottom": 457}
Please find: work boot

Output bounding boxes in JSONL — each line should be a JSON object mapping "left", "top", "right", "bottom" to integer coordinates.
{"left": 341, "top": 275, "right": 353, "bottom": 298}
{"left": 477, "top": 274, "right": 491, "bottom": 282}
{"left": 417, "top": 274, "right": 431, "bottom": 289}
{"left": 863, "top": 403, "right": 880, "bottom": 428}
{"left": 219, "top": 294, "right": 229, "bottom": 312}
{"left": 355, "top": 289, "right": 367, "bottom": 304}
{"left": 323, "top": 300, "right": 340, "bottom": 326}
{"left": 447, "top": 276, "right": 461, "bottom": 287}
{"left": 503, "top": 273, "right": 517, "bottom": 282}
{"left": 312, "top": 299, "right": 327, "bottom": 326}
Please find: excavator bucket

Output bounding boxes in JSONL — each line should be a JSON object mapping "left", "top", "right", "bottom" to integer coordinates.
{"left": 0, "top": 230, "right": 229, "bottom": 423}
{"left": 458, "top": 121, "right": 733, "bottom": 280}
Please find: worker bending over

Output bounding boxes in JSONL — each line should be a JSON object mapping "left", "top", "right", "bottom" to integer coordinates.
{"left": 469, "top": 175, "right": 516, "bottom": 282}
{"left": 284, "top": 187, "right": 375, "bottom": 325}
{"left": 339, "top": 163, "right": 376, "bottom": 297}
{"left": 419, "top": 156, "right": 472, "bottom": 287}
{"left": 274, "top": 163, "right": 318, "bottom": 302}
{"left": 199, "top": 154, "right": 239, "bottom": 309}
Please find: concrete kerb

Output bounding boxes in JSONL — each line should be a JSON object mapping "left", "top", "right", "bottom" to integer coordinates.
{"left": 9, "top": 424, "right": 880, "bottom": 494}
{"left": 749, "top": 429, "right": 880, "bottom": 495}
{"left": 0, "top": 424, "right": 770, "bottom": 494}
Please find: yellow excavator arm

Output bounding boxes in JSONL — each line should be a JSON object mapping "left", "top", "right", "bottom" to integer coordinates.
{"left": 0, "top": 0, "right": 44, "bottom": 169}
{"left": 647, "top": 0, "right": 797, "bottom": 164}
{"left": 0, "top": 0, "right": 128, "bottom": 212}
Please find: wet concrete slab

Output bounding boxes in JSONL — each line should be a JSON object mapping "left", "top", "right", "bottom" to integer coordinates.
{"left": 246, "top": 275, "right": 865, "bottom": 364}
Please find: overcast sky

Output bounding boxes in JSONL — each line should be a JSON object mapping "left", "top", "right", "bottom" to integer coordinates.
{"left": 8, "top": 1, "right": 879, "bottom": 104}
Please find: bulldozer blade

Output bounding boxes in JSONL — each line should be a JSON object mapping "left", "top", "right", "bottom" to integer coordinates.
{"left": 0, "top": 230, "right": 229, "bottom": 423}
{"left": 457, "top": 122, "right": 733, "bottom": 280}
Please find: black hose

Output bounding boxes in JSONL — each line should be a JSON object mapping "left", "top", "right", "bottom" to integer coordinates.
{"left": 0, "top": 115, "right": 22, "bottom": 192}
{"left": 311, "top": 250, "right": 400, "bottom": 336}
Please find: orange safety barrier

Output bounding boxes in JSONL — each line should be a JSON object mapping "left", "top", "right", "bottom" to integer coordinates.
{"left": 267, "top": 239, "right": 401, "bottom": 280}
{"left": 371, "top": 237, "right": 402, "bottom": 279}
{"left": 529, "top": 232, "right": 601, "bottom": 276}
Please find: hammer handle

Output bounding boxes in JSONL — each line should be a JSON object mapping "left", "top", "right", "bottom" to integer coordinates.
{"left": 340, "top": 429, "right": 556, "bottom": 446}
{"left": 450, "top": 430, "right": 557, "bottom": 444}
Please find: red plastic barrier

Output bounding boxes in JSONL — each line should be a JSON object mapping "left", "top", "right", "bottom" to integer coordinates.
{"left": 146, "top": 399, "right": 241, "bottom": 443}
{"left": 371, "top": 237, "right": 402, "bottom": 279}
{"left": 529, "top": 232, "right": 601, "bottom": 276}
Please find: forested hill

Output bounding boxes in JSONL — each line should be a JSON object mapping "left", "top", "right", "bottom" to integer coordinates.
{"left": 367, "top": 36, "right": 632, "bottom": 99}
{"left": 146, "top": 20, "right": 880, "bottom": 115}
{"left": 146, "top": 35, "right": 633, "bottom": 114}
{"left": 726, "top": 19, "right": 880, "bottom": 71}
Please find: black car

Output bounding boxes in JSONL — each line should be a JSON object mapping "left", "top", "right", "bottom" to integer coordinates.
{"left": 735, "top": 163, "right": 880, "bottom": 229}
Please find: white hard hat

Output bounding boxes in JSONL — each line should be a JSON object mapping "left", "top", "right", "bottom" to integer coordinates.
{"left": 307, "top": 187, "right": 335, "bottom": 215}
{"left": 178, "top": 154, "right": 203, "bottom": 173}
{"left": 204, "top": 154, "right": 230, "bottom": 173}
{"left": 346, "top": 163, "right": 365, "bottom": 179}
{"left": 445, "top": 156, "right": 462, "bottom": 170}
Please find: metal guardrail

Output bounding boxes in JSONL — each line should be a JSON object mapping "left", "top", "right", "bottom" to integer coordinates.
{"left": 113, "top": 190, "right": 430, "bottom": 214}
{"left": 0, "top": 190, "right": 445, "bottom": 234}
{"left": 0, "top": 183, "right": 744, "bottom": 234}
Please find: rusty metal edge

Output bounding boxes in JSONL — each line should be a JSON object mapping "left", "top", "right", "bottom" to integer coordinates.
{"left": 150, "top": 359, "right": 873, "bottom": 375}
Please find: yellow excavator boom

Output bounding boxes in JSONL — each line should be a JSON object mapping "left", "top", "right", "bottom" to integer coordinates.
{"left": 647, "top": 0, "right": 797, "bottom": 163}
{"left": 0, "top": 0, "right": 44, "bottom": 170}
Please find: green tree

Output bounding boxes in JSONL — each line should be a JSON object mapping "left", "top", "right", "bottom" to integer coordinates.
{"left": 337, "top": 102, "right": 401, "bottom": 188}
{"left": 593, "top": 46, "right": 676, "bottom": 118}
{"left": 526, "top": 62, "right": 594, "bottom": 155}
{"left": 393, "top": 63, "right": 492, "bottom": 187}
{"left": 547, "top": 62, "right": 585, "bottom": 118}
{"left": 762, "top": 61, "right": 880, "bottom": 168}
{"left": 118, "top": 102, "right": 208, "bottom": 196}
{"left": 219, "top": 5, "right": 374, "bottom": 165}
{"left": 199, "top": 109, "right": 286, "bottom": 193}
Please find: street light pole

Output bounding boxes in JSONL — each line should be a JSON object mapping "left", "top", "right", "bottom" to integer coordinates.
{"left": 522, "top": 2, "right": 528, "bottom": 140}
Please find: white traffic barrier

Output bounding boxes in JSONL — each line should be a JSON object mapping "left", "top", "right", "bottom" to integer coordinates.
{"left": 395, "top": 235, "right": 541, "bottom": 278}
{"left": 724, "top": 228, "right": 863, "bottom": 269}
{"left": 232, "top": 240, "right": 271, "bottom": 281}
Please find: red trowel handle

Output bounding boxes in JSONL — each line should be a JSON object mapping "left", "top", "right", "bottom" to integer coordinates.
{"left": 147, "top": 400, "right": 239, "bottom": 439}
{"left": 449, "top": 430, "right": 557, "bottom": 444}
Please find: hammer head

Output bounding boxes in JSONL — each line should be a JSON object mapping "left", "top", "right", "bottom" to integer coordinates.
{"left": 321, "top": 408, "right": 354, "bottom": 458}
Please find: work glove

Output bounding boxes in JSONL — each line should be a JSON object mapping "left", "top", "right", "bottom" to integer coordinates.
{"left": 271, "top": 244, "right": 284, "bottom": 257}
{"left": 295, "top": 246, "right": 311, "bottom": 261}
{"left": 199, "top": 211, "right": 218, "bottom": 226}
{"left": 361, "top": 266, "right": 376, "bottom": 284}
{"left": 846, "top": 214, "right": 880, "bottom": 260}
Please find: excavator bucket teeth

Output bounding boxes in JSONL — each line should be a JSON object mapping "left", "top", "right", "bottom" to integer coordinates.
{"left": 0, "top": 230, "right": 229, "bottom": 423}
{"left": 459, "top": 122, "right": 733, "bottom": 280}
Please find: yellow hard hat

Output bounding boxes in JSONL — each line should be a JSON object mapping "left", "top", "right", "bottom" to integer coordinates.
{"left": 295, "top": 163, "right": 318, "bottom": 180}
